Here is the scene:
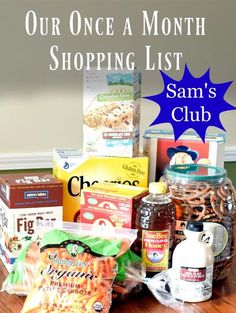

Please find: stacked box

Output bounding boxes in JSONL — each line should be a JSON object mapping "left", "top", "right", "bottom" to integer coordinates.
{"left": 53, "top": 149, "right": 149, "bottom": 222}
{"left": 80, "top": 182, "right": 148, "bottom": 228}
{"left": 143, "top": 129, "right": 225, "bottom": 182}
{"left": 83, "top": 69, "right": 141, "bottom": 157}
{"left": 0, "top": 173, "right": 63, "bottom": 271}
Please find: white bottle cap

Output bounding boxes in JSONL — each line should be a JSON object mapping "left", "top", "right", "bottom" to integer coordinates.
{"left": 149, "top": 182, "right": 167, "bottom": 194}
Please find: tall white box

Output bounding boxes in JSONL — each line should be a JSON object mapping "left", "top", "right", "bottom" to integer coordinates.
{"left": 83, "top": 69, "right": 141, "bottom": 157}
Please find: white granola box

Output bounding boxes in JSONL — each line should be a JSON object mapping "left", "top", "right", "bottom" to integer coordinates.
{"left": 83, "top": 69, "right": 141, "bottom": 157}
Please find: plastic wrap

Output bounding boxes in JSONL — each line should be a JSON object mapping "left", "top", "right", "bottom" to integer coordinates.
{"left": 19, "top": 223, "right": 137, "bottom": 313}
{"left": 113, "top": 250, "right": 142, "bottom": 301}
{"left": 126, "top": 266, "right": 184, "bottom": 310}
{"left": 2, "top": 241, "right": 40, "bottom": 295}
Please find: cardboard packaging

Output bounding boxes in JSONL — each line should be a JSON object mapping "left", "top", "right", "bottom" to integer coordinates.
{"left": 83, "top": 69, "right": 141, "bottom": 157}
{"left": 0, "top": 173, "right": 63, "bottom": 270}
{"left": 80, "top": 182, "right": 148, "bottom": 228}
{"left": 143, "top": 129, "right": 225, "bottom": 182}
{"left": 53, "top": 149, "right": 149, "bottom": 222}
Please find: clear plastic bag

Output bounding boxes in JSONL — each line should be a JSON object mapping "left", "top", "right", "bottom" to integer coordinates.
{"left": 126, "top": 265, "right": 184, "bottom": 310}
{"left": 1, "top": 222, "right": 63, "bottom": 296}
{"left": 20, "top": 222, "right": 137, "bottom": 313}
{"left": 112, "top": 250, "right": 142, "bottom": 302}
{"left": 2, "top": 240, "right": 40, "bottom": 296}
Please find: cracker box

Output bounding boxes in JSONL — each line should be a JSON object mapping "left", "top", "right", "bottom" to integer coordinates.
{"left": 80, "top": 182, "right": 148, "bottom": 228}
{"left": 143, "top": 129, "right": 225, "bottom": 182}
{"left": 53, "top": 149, "right": 149, "bottom": 222}
{"left": 0, "top": 173, "right": 63, "bottom": 269}
{"left": 83, "top": 69, "right": 141, "bottom": 157}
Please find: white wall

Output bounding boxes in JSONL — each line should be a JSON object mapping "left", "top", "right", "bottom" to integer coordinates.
{"left": 0, "top": 0, "right": 235, "bottom": 167}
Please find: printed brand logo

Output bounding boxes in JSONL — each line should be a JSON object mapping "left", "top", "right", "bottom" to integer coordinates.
{"left": 17, "top": 217, "right": 57, "bottom": 235}
{"left": 122, "top": 162, "right": 145, "bottom": 178}
{"left": 144, "top": 65, "right": 236, "bottom": 142}
{"left": 63, "top": 162, "right": 70, "bottom": 169}
{"left": 16, "top": 177, "right": 50, "bottom": 184}
{"left": 68, "top": 175, "right": 139, "bottom": 197}
{"left": 24, "top": 190, "right": 48, "bottom": 199}
{"left": 97, "top": 93, "right": 134, "bottom": 102}
{"left": 41, "top": 264, "right": 97, "bottom": 280}
{"left": 180, "top": 267, "right": 206, "bottom": 282}
{"left": 66, "top": 243, "right": 85, "bottom": 258}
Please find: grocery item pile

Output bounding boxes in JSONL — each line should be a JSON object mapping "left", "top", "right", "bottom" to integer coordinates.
{"left": 0, "top": 69, "right": 235, "bottom": 312}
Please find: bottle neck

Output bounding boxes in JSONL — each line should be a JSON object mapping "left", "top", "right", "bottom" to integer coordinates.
{"left": 144, "top": 192, "right": 171, "bottom": 204}
{"left": 150, "top": 192, "right": 162, "bottom": 198}
{"left": 184, "top": 230, "right": 203, "bottom": 241}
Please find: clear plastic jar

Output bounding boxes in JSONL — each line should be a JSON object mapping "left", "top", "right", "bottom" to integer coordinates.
{"left": 165, "top": 164, "right": 236, "bottom": 280}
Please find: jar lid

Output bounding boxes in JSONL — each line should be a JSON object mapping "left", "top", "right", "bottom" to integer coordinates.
{"left": 166, "top": 164, "right": 226, "bottom": 182}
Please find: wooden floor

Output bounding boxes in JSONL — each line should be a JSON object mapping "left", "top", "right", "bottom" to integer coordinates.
{"left": 0, "top": 256, "right": 235, "bottom": 313}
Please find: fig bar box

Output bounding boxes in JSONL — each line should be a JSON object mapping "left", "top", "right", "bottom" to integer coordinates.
{"left": 80, "top": 182, "right": 148, "bottom": 228}
{"left": 0, "top": 173, "right": 63, "bottom": 270}
{"left": 83, "top": 69, "right": 141, "bottom": 157}
{"left": 53, "top": 149, "right": 148, "bottom": 222}
{"left": 143, "top": 129, "right": 225, "bottom": 182}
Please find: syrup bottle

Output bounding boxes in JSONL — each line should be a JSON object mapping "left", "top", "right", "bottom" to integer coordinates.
{"left": 172, "top": 220, "right": 214, "bottom": 302}
{"left": 134, "top": 182, "right": 175, "bottom": 277}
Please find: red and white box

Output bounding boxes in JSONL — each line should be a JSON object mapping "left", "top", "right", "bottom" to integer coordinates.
{"left": 80, "top": 182, "right": 148, "bottom": 228}
{"left": 143, "top": 129, "right": 225, "bottom": 182}
{"left": 0, "top": 173, "right": 63, "bottom": 271}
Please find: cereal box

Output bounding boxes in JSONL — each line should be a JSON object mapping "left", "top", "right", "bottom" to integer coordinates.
{"left": 0, "top": 173, "right": 63, "bottom": 269}
{"left": 53, "top": 149, "right": 149, "bottom": 222}
{"left": 83, "top": 69, "right": 141, "bottom": 157}
{"left": 143, "top": 129, "right": 225, "bottom": 182}
{"left": 80, "top": 182, "right": 148, "bottom": 228}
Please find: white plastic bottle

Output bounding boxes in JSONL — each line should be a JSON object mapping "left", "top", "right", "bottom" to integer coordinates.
{"left": 172, "top": 221, "right": 214, "bottom": 302}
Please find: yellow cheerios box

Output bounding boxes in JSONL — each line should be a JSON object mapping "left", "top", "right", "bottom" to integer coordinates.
{"left": 53, "top": 149, "right": 149, "bottom": 222}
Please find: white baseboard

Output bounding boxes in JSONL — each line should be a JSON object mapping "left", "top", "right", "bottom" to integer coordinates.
{"left": 0, "top": 148, "right": 235, "bottom": 170}
{"left": 0, "top": 152, "right": 53, "bottom": 170}
{"left": 224, "top": 147, "right": 236, "bottom": 162}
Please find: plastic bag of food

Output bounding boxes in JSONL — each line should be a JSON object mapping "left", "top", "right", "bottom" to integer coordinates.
{"left": 2, "top": 243, "right": 139, "bottom": 299}
{"left": 126, "top": 266, "right": 184, "bottom": 310}
{"left": 2, "top": 241, "right": 40, "bottom": 295}
{"left": 21, "top": 222, "right": 137, "bottom": 313}
{"left": 2, "top": 226, "right": 138, "bottom": 299}
{"left": 112, "top": 250, "right": 142, "bottom": 301}
{"left": 2, "top": 244, "right": 141, "bottom": 300}
{"left": 1, "top": 222, "right": 62, "bottom": 296}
